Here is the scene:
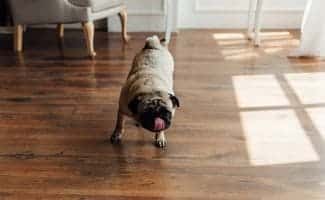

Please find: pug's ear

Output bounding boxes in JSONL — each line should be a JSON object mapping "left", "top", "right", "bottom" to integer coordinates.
{"left": 169, "top": 94, "right": 180, "bottom": 108}
{"left": 128, "top": 97, "right": 141, "bottom": 114}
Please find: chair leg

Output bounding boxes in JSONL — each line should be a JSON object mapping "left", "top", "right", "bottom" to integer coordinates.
{"left": 57, "top": 24, "right": 64, "bottom": 38}
{"left": 14, "top": 25, "right": 23, "bottom": 52}
{"left": 82, "top": 21, "right": 96, "bottom": 59}
{"left": 247, "top": 0, "right": 256, "bottom": 40}
{"left": 164, "top": 0, "right": 172, "bottom": 44}
{"left": 254, "top": 0, "right": 264, "bottom": 47}
{"left": 118, "top": 9, "right": 130, "bottom": 42}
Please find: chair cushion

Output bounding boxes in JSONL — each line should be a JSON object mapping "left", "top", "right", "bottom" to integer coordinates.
{"left": 69, "top": 0, "right": 124, "bottom": 12}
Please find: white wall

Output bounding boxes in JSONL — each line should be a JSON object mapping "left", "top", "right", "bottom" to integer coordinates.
{"left": 178, "top": 0, "right": 308, "bottom": 29}
{"left": 109, "top": 0, "right": 308, "bottom": 32}
{"left": 1, "top": 0, "right": 309, "bottom": 33}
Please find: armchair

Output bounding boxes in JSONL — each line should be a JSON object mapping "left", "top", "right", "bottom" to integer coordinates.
{"left": 7, "top": 0, "right": 130, "bottom": 58}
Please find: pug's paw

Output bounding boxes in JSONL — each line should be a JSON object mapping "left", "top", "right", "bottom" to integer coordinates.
{"left": 155, "top": 132, "right": 167, "bottom": 148}
{"left": 155, "top": 138, "right": 167, "bottom": 148}
{"left": 110, "top": 132, "right": 122, "bottom": 144}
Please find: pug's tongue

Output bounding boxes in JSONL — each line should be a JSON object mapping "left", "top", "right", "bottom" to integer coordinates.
{"left": 154, "top": 117, "right": 165, "bottom": 131}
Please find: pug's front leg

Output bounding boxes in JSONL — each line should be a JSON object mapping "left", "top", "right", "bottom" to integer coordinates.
{"left": 155, "top": 131, "right": 167, "bottom": 148}
{"left": 110, "top": 110, "right": 125, "bottom": 144}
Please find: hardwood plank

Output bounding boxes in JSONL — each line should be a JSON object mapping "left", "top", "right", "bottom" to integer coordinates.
{"left": 0, "top": 29, "right": 325, "bottom": 199}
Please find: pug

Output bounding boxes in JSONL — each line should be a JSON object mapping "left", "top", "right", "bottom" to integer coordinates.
{"left": 110, "top": 36, "right": 180, "bottom": 148}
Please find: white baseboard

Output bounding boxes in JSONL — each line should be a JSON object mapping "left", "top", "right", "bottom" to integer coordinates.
{"left": 0, "top": 26, "right": 13, "bottom": 34}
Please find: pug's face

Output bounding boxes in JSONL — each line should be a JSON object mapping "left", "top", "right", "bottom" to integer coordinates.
{"left": 128, "top": 91, "right": 180, "bottom": 132}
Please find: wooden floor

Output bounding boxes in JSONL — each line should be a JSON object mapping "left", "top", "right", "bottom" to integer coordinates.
{"left": 0, "top": 29, "right": 325, "bottom": 199}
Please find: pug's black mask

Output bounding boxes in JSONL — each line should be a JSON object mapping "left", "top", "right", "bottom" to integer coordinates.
{"left": 128, "top": 92, "right": 180, "bottom": 132}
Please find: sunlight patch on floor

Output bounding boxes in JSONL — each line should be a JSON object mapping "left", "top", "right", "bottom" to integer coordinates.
{"left": 253, "top": 31, "right": 298, "bottom": 47}
{"left": 213, "top": 31, "right": 292, "bottom": 41}
{"left": 233, "top": 75, "right": 290, "bottom": 108}
{"left": 240, "top": 110, "right": 320, "bottom": 166}
{"left": 263, "top": 47, "right": 284, "bottom": 54}
{"left": 306, "top": 108, "right": 325, "bottom": 140}
{"left": 259, "top": 31, "right": 292, "bottom": 37}
{"left": 285, "top": 73, "right": 325, "bottom": 104}
{"left": 221, "top": 48, "right": 253, "bottom": 56}
{"left": 263, "top": 39, "right": 300, "bottom": 47}
{"left": 217, "top": 40, "right": 249, "bottom": 46}
{"left": 219, "top": 47, "right": 259, "bottom": 60}
{"left": 213, "top": 33, "right": 246, "bottom": 40}
{"left": 224, "top": 52, "right": 259, "bottom": 60}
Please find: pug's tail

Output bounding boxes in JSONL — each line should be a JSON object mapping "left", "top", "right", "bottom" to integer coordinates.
{"left": 144, "top": 35, "right": 164, "bottom": 50}
{"left": 160, "top": 38, "right": 168, "bottom": 47}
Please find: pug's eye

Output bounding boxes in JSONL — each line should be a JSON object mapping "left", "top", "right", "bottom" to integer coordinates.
{"left": 149, "top": 99, "right": 158, "bottom": 106}
{"left": 169, "top": 94, "right": 180, "bottom": 108}
{"left": 128, "top": 97, "right": 141, "bottom": 114}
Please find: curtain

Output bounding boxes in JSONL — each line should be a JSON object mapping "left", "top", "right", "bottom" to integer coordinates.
{"left": 290, "top": 0, "right": 325, "bottom": 58}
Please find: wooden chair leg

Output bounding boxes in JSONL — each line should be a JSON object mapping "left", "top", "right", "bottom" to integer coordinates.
{"left": 57, "top": 24, "right": 64, "bottom": 38}
{"left": 118, "top": 9, "right": 130, "bottom": 43}
{"left": 14, "top": 25, "right": 23, "bottom": 52}
{"left": 82, "top": 21, "right": 96, "bottom": 59}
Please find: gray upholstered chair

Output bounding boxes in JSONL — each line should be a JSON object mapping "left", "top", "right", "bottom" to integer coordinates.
{"left": 7, "top": 0, "right": 130, "bottom": 58}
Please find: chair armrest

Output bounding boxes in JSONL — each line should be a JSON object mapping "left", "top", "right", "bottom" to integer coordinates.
{"left": 68, "top": 0, "right": 92, "bottom": 7}
{"left": 68, "top": 0, "right": 125, "bottom": 9}
{"left": 7, "top": 0, "right": 90, "bottom": 25}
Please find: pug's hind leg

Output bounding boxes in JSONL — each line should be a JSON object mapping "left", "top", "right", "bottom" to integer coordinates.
{"left": 155, "top": 131, "right": 167, "bottom": 148}
{"left": 110, "top": 111, "right": 125, "bottom": 144}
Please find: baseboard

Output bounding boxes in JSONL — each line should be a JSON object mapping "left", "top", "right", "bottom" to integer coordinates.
{"left": 0, "top": 26, "right": 13, "bottom": 34}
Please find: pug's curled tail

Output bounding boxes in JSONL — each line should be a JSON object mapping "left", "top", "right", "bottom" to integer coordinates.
{"left": 144, "top": 35, "right": 162, "bottom": 50}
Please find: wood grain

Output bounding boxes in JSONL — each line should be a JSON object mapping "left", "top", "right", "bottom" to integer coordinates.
{"left": 0, "top": 29, "right": 325, "bottom": 199}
